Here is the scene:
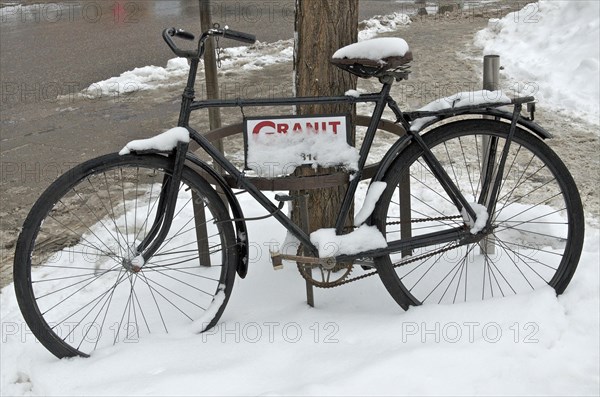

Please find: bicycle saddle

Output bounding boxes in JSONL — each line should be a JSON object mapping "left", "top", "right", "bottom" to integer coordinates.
{"left": 331, "top": 37, "right": 412, "bottom": 79}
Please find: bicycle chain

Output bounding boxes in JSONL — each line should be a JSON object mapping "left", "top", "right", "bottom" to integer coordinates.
{"left": 386, "top": 215, "right": 462, "bottom": 226}
{"left": 301, "top": 243, "right": 460, "bottom": 288}
{"left": 297, "top": 215, "right": 463, "bottom": 288}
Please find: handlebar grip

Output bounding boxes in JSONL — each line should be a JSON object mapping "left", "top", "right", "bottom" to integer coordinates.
{"left": 222, "top": 29, "right": 256, "bottom": 44}
{"left": 173, "top": 29, "right": 195, "bottom": 41}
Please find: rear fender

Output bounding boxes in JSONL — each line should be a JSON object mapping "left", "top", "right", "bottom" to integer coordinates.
{"left": 365, "top": 116, "right": 551, "bottom": 226}
{"left": 374, "top": 112, "right": 551, "bottom": 183}
{"left": 411, "top": 109, "right": 552, "bottom": 139}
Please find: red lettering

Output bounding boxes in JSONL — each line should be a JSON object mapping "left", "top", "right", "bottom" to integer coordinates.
{"left": 252, "top": 120, "right": 276, "bottom": 134}
{"left": 252, "top": 118, "right": 344, "bottom": 136}
{"left": 277, "top": 123, "right": 289, "bottom": 134}
{"left": 306, "top": 122, "right": 318, "bottom": 133}
{"left": 329, "top": 121, "right": 341, "bottom": 134}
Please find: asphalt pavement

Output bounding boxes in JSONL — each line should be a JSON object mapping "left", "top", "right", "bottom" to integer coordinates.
{"left": 0, "top": 0, "right": 409, "bottom": 286}
{"left": 1, "top": 0, "right": 406, "bottom": 104}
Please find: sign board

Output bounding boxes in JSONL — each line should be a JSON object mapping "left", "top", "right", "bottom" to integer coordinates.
{"left": 244, "top": 114, "right": 352, "bottom": 177}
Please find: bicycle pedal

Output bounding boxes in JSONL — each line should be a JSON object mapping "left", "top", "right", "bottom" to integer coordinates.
{"left": 271, "top": 252, "right": 284, "bottom": 270}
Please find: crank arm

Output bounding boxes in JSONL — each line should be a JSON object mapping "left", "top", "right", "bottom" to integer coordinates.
{"left": 271, "top": 252, "right": 337, "bottom": 270}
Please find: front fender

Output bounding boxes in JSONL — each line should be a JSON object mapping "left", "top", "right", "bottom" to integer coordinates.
{"left": 185, "top": 152, "right": 250, "bottom": 279}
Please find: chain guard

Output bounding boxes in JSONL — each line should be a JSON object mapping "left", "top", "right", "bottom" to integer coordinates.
{"left": 297, "top": 216, "right": 463, "bottom": 288}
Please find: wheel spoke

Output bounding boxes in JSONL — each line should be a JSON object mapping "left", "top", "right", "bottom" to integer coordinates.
{"left": 16, "top": 156, "right": 235, "bottom": 358}
{"left": 374, "top": 121, "right": 582, "bottom": 309}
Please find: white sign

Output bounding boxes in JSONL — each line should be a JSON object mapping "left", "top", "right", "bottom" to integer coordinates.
{"left": 244, "top": 115, "right": 357, "bottom": 177}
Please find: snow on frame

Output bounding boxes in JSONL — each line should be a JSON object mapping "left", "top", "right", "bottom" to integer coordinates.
{"left": 354, "top": 181, "right": 387, "bottom": 226}
{"left": 461, "top": 202, "right": 489, "bottom": 234}
{"left": 310, "top": 224, "right": 388, "bottom": 258}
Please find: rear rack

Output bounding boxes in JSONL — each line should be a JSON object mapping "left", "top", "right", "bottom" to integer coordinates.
{"left": 405, "top": 96, "right": 535, "bottom": 121}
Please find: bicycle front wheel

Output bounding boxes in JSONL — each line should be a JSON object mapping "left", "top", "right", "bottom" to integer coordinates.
{"left": 14, "top": 153, "right": 237, "bottom": 358}
{"left": 373, "top": 119, "right": 584, "bottom": 308}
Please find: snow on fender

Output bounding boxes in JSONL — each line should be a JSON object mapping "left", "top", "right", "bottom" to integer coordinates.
{"left": 119, "top": 127, "right": 190, "bottom": 155}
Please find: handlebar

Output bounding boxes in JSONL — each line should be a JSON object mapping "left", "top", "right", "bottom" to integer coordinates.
{"left": 162, "top": 28, "right": 198, "bottom": 58}
{"left": 221, "top": 28, "right": 256, "bottom": 44}
{"left": 173, "top": 29, "right": 195, "bottom": 41}
{"left": 162, "top": 26, "right": 257, "bottom": 59}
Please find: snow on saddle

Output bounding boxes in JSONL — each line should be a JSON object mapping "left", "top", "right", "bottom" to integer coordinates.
{"left": 331, "top": 37, "right": 412, "bottom": 79}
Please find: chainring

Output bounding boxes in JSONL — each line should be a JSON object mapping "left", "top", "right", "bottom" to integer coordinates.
{"left": 295, "top": 245, "right": 353, "bottom": 288}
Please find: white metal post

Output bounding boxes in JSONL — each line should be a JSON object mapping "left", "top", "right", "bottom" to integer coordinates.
{"left": 481, "top": 55, "right": 500, "bottom": 255}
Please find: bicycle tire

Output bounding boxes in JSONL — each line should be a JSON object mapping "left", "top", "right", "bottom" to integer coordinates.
{"left": 13, "top": 153, "right": 237, "bottom": 358}
{"left": 373, "top": 119, "right": 584, "bottom": 308}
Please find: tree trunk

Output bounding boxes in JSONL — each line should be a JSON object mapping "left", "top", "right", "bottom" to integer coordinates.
{"left": 292, "top": 0, "right": 358, "bottom": 234}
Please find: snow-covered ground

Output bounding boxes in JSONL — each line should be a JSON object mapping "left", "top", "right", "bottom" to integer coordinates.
{"left": 1, "top": 188, "right": 599, "bottom": 395}
{"left": 475, "top": 0, "right": 600, "bottom": 125}
{"left": 2, "top": 2, "right": 599, "bottom": 396}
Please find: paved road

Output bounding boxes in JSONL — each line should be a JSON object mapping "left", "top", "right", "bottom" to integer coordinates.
{"left": 1, "top": 0, "right": 406, "bottom": 107}
{"left": 1, "top": 1, "right": 295, "bottom": 108}
{"left": 0, "top": 0, "right": 410, "bottom": 286}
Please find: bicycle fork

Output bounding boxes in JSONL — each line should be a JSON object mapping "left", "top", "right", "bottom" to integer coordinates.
{"left": 130, "top": 56, "right": 200, "bottom": 268}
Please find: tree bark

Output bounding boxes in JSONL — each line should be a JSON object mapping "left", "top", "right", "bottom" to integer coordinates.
{"left": 292, "top": 0, "right": 358, "bottom": 233}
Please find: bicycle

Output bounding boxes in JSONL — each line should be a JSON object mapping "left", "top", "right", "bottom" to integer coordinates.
{"left": 13, "top": 26, "right": 584, "bottom": 358}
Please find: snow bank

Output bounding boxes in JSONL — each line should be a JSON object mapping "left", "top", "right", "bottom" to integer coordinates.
{"left": 82, "top": 58, "right": 190, "bottom": 99}
{"left": 475, "top": 1, "right": 600, "bottom": 125}
{"left": 219, "top": 40, "right": 293, "bottom": 71}
{"left": 358, "top": 11, "right": 411, "bottom": 41}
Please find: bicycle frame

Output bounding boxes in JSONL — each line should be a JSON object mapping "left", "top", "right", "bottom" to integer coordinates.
{"left": 14, "top": 26, "right": 583, "bottom": 361}
{"left": 141, "top": 28, "right": 535, "bottom": 265}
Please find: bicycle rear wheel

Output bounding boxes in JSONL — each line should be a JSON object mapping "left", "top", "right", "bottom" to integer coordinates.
{"left": 373, "top": 119, "right": 584, "bottom": 308}
{"left": 14, "top": 153, "right": 237, "bottom": 358}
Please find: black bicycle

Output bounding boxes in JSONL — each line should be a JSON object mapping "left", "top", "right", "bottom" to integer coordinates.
{"left": 13, "top": 26, "right": 584, "bottom": 358}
